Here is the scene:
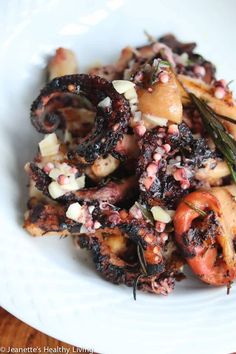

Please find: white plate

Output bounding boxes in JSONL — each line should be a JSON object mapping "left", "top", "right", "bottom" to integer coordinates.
{"left": 0, "top": 1, "right": 236, "bottom": 353}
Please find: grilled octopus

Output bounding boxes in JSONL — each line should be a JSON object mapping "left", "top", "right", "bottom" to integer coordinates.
{"left": 137, "top": 123, "right": 214, "bottom": 209}
{"left": 90, "top": 33, "right": 215, "bottom": 85}
{"left": 26, "top": 161, "right": 137, "bottom": 206}
{"left": 174, "top": 186, "right": 236, "bottom": 286}
{"left": 31, "top": 74, "right": 131, "bottom": 163}
{"left": 24, "top": 199, "right": 184, "bottom": 295}
{"left": 24, "top": 33, "right": 236, "bottom": 297}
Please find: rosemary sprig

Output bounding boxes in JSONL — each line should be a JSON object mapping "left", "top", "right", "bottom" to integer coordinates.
{"left": 184, "top": 201, "right": 207, "bottom": 217}
{"left": 190, "top": 93, "right": 236, "bottom": 183}
{"left": 137, "top": 242, "right": 148, "bottom": 275}
{"left": 226, "top": 161, "right": 236, "bottom": 184}
{"left": 216, "top": 113, "right": 236, "bottom": 126}
{"left": 133, "top": 242, "right": 148, "bottom": 300}
{"left": 133, "top": 274, "right": 144, "bottom": 301}
{"left": 135, "top": 202, "right": 155, "bottom": 225}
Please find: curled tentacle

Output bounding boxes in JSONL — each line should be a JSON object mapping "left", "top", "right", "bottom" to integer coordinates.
{"left": 31, "top": 74, "right": 131, "bottom": 163}
{"left": 26, "top": 162, "right": 137, "bottom": 205}
{"left": 76, "top": 232, "right": 179, "bottom": 295}
{"left": 24, "top": 198, "right": 183, "bottom": 294}
{"left": 71, "top": 176, "right": 138, "bottom": 205}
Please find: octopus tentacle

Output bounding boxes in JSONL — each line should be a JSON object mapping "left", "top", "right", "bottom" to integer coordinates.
{"left": 137, "top": 123, "right": 214, "bottom": 209}
{"left": 31, "top": 74, "right": 131, "bottom": 163}
{"left": 24, "top": 199, "right": 183, "bottom": 294}
{"left": 26, "top": 162, "right": 137, "bottom": 205}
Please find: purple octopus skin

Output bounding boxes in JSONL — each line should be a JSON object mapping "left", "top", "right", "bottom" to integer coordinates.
{"left": 31, "top": 74, "right": 131, "bottom": 163}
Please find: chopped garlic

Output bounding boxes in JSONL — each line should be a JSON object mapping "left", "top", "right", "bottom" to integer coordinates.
{"left": 76, "top": 175, "right": 85, "bottom": 189}
{"left": 49, "top": 168, "right": 62, "bottom": 180}
{"left": 80, "top": 225, "right": 89, "bottom": 233}
{"left": 88, "top": 205, "right": 95, "bottom": 214}
{"left": 49, "top": 163, "right": 76, "bottom": 180}
{"left": 142, "top": 114, "right": 168, "bottom": 128}
{"left": 151, "top": 206, "right": 171, "bottom": 223}
{"left": 48, "top": 181, "right": 65, "bottom": 199}
{"left": 39, "top": 133, "right": 60, "bottom": 157}
{"left": 133, "top": 111, "right": 142, "bottom": 122}
{"left": 129, "top": 97, "right": 138, "bottom": 105}
{"left": 98, "top": 96, "right": 112, "bottom": 108}
{"left": 124, "top": 87, "right": 137, "bottom": 100}
{"left": 112, "top": 80, "right": 135, "bottom": 94}
{"left": 61, "top": 178, "right": 79, "bottom": 192}
{"left": 66, "top": 202, "right": 82, "bottom": 222}
{"left": 48, "top": 162, "right": 85, "bottom": 194}
{"left": 130, "top": 104, "right": 138, "bottom": 113}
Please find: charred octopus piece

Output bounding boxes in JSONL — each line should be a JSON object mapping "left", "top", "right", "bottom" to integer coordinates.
{"left": 76, "top": 231, "right": 180, "bottom": 296}
{"left": 174, "top": 189, "right": 236, "bottom": 286}
{"left": 137, "top": 123, "right": 214, "bottom": 209}
{"left": 159, "top": 34, "right": 216, "bottom": 84}
{"left": 24, "top": 198, "right": 183, "bottom": 295}
{"left": 27, "top": 162, "right": 137, "bottom": 205}
{"left": 31, "top": 74, "right": 131, "bottom": 163}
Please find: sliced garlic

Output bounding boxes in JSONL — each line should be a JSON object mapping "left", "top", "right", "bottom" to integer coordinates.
{"left": 39, "top": 133, "right": 60, "bottom": 157}
{"left": 80, "top": 225, "right": 89, "bottom": 233}
{"left": 49, "top": 168, "right": 62, "bottom": 180}
{"left": 48, "top": 181, "right": 65, "bottom": 199}
{"left": 91, "top": 155, "right": 119, "bottom": 179}
{"left": 98, "top": 96, "right": 112, "bottom": 108}
{"left": 61, "top": 178, "right": 79, "bottom": 192}
{"left": 151, "top": 206, "right": 171, "bottom": 223}
{"left": 88, "top": 205, "right": 95, "bottom": 214}
{"left": 142, "top": 114, "right": 168, "bottom": 129}
{"left": 133, "top": 111, "right": 142, "bottom": 122}
{"left": 130, "top": 104, "right": 138, "bottom": 113}
{"left": 76, "top": 175, "right": 86, "bottom": 189}
{"left": 112, "top": 80, "right": 135, "bottom": 94}
{"left": 49, "top": 163, "right": 76, "bottom": 180}
{"left": 129, "top": 97, "right": 138, "bottom": 105}
{"left": 66, "top": 202, "right": 82, "bottom": 222}
{"left": 124, "top": 87, "right": 137, "bottom": 100}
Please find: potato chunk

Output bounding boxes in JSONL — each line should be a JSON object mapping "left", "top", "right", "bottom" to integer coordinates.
{"left": 138, "top": 69, "right": 183, "bottom": 124}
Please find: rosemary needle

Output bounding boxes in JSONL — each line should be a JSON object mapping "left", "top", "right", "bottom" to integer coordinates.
{"left": 190, "top": 93, "right": 236, "bottom": 184}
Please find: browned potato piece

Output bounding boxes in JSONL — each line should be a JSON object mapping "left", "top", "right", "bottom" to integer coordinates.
{"left": 137, "top": 69, "right": 183, "bottom": 124}
{"left": 178, "top": 75, "right": 236, "bottom": 137}
{"left": 195, "top": 159, "right": 230, "bottom": 185}
{"left": 210, "top": 185, "right": 236, "bottom": 265}
{"left": 90, "top": 155, "right": 120, "bottom": 180}
{"left": 48, "top": 47, "right": 78, "bottom": 80}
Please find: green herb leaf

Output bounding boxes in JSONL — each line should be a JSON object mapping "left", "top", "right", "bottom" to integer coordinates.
{"left": 158, "top": 60, "right": 171, "bottom": 67}
{"left": 133, "top": 273, "right": 143, "bottom": 301}
{"left": 135, "top": 202, "right": 155, "bottom": 225}
{"left": 137, "top": 242, "right": 148, "bottom": 275}
{"left": 226, "top": 161, "right": 236, "bottom": 184}
{"left": 184, "top": 201, "right": 207, "bottom": 217}
{"left": 190, "top": 93, "right": 236, "bottom": 184}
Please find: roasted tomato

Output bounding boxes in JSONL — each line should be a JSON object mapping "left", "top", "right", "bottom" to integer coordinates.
{"left": 173, "top": 189, "right": 236, "bottom": 286}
